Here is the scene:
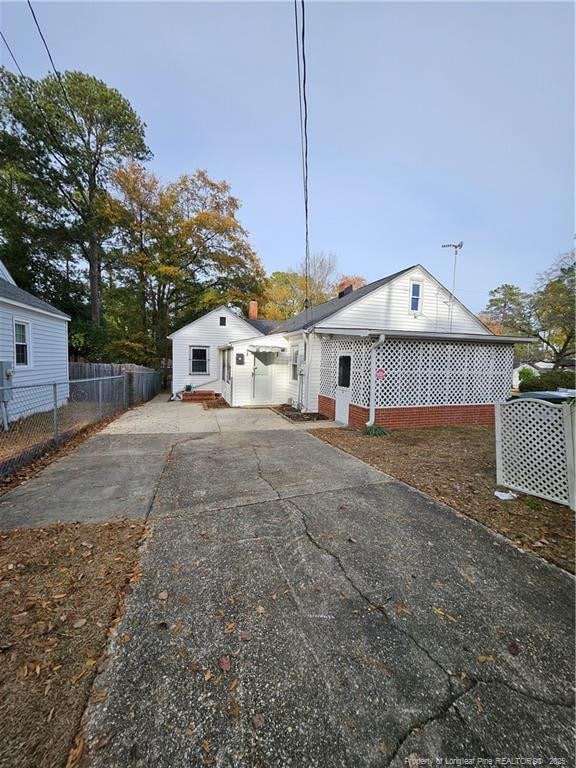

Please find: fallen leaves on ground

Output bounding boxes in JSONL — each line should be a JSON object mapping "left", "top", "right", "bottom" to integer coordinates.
{"left": 0, "top": 519, "right": 145, "bottom": 768}
{"left": 311, "top": 426, "right": 574, "bottom": 573}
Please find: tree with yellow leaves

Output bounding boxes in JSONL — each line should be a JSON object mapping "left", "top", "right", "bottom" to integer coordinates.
{"left": 105, "top": 163, "right": 265, "bottom": 367}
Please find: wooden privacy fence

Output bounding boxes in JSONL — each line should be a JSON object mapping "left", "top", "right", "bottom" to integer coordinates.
{"left": 69, "top": 363, "right": 162, "bottom": 405}
{"left": 495, "top": 398, "right": 575, "bottom": 510}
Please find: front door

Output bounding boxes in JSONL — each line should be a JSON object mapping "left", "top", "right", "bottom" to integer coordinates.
{"left": 252, "top": 352, "right": 273, "bottom": 402}
{"left": 335, "top": 353, "right": 352, "bottom": 425}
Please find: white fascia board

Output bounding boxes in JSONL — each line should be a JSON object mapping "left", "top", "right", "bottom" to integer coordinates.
{"left": 316, "top": 327, "right": 534, "bottom": 344}
{"left": 167, "top": 305, "right": 264, "bottom": 339}
{"left": 0, "top": 297, "right": 70, "bottom": 321}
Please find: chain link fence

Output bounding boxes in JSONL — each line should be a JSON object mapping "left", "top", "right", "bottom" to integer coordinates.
{"left": 0, "top": 375, "right": 127, "bottom": 478}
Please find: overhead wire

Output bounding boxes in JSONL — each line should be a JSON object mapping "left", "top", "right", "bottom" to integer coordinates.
{"left": 294, "top": 0, "right": 310, "bottom": 311}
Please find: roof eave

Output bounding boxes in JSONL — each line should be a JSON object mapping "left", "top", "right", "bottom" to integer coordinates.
{"left": 315, "top": 327, "right": 536, "bottom": 344}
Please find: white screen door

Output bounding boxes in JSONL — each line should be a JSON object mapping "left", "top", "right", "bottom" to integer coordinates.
{"left": 335, "top": 353, "right": 352, "bottom": 425}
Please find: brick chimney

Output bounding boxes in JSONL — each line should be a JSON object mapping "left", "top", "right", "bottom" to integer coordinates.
{"left": 337, "top": 280, "right": 353, "bottom": 299}
{"left": 248, "top": 300, "right": 258, "bottom": 320}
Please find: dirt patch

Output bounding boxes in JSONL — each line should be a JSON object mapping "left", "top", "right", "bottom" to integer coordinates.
{"left": 203, "top": 396, "right": 230, "bottom": 409}
{"left": 0, "top": 519, "right": 146, "bottom": 768}
{"left": 273, "top": 404, "right": 328, "bottom": 422}
{"left": 311, "top": 426, "right": 574, "bottom": 573}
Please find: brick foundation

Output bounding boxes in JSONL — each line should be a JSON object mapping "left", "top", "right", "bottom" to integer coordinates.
{"left": 318, "top": 394, "right": 335, "bottom": 421}
{"left": 320, "top": 397, "right": 495, "bottom": 430}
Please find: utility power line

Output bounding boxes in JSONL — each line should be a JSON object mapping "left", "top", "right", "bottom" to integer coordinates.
{"left": 294, "top": 0, "right": 310, "bottom": 311}
{"left": 26, "top": 0, "right": 85, "bottom": 141}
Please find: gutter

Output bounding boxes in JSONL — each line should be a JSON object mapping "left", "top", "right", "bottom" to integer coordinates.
{"left": 366, "top": 334, "right": 386, "bottom": 427}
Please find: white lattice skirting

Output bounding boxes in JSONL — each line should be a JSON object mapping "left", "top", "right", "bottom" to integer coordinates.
{"left": 496, "top": 398, "right": 575, "bottom": 509}
{"left": 319, "top": 336, "right": 514, "bottom": 409}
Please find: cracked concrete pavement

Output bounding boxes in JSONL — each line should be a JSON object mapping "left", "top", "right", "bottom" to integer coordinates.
{"left": 1, "top": 396, "right": 574, "bottom": 765}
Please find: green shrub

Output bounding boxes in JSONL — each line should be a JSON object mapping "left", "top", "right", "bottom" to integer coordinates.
{"left": 184, "top": 384, "right": 192, "bottom": 392}
{"left": 364, "top": 424, "right": 390, "bottom": 437}
{"left": 519, "top": 369, "right": 576, "bottom": 392}
{"left": 518, "top": 367, "right": 537, "bottom": 384}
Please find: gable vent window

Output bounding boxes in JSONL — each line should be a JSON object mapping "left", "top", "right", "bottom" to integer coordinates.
{"left": 189, "top": 346, "right": 209, "bottom": 375}
{"left": 219, "top": 316, "right": 226, "bottom": 326}
{"left": 410, "top": 282, "right": 422, "bottom": 313}
{"left": 14, "top": 320, "right": 30, "bottom": 367}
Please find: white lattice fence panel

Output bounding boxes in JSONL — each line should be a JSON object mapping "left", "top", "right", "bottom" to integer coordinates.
{"left": 374, "top": 340, "right": 513, "bottom": 408}
{"left": 319, "top": 336, "right": 371, "bottom": 406}
{"left": 319, "top": 337, "right": 337, "bottom": 398}
{"left": 496, "top": 399, "right": 575, "bottom": 509}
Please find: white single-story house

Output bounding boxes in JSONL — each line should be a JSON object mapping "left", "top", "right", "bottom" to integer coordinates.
{"left": 170, "top": 264, "right": 532, "bottom": 428}
{"left": 168, "top": 302, "right": 276, "bottom": 394}
{"left": 0, "top": 258, "right": 70, "bottom": 425}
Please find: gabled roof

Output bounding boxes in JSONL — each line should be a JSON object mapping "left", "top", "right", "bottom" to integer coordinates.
{"left": 268, "top": 266, "right": 416, "bottom": 334}
{"left": 0, "top": 278, "right": 70, "bottom": 320}
{"left": 167, "top": 304, "right": 266, "bottom": 339}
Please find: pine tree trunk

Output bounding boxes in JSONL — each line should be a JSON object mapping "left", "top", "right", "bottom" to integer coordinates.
{"left": 88, "top": 234, "right": 102, "bottom": 325}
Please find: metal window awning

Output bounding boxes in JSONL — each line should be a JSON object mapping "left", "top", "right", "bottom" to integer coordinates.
{"left": 247, "top": 344, "right": 286, "bottom": 353}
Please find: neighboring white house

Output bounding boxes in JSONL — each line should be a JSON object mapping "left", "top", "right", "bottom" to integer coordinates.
{"left": 170, "top": 265, "right": 532, "bottom": 428}
{"left": 168, "top": 303, "right": 276, "bottom": 394}
{"left": 0, "top": 259, "right": 70, "bottom": 424}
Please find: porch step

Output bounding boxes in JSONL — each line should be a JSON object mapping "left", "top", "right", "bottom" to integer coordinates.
{"left": 182, "top": 390, "right": 217, "bottom": 402}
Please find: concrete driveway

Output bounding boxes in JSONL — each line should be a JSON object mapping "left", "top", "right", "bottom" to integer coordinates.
{"left": 1, "top": 396, "right": 574, "bottom": 765}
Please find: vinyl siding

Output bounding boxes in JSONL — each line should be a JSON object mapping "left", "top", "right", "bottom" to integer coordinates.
{"left": 305, "top": 333, "right": 322, "bottom": 412}
{"left": 0, "top": 300, "right": 69, "bottom": 421}
{"left": 316, "top": 266, "right": 490, "bottom": 335}
{"left": 226, "top": 334, "right": 290, "bottom": 406}
{"left": 170, "top": 308, "right": 263, "bottom": 393}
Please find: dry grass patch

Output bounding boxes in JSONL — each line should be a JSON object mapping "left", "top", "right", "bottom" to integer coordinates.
{"left": 0, "top": 519, "right": 146, "bottom": 768}
{"left": 312, "top": 425, "right": 574, "bottom": 573}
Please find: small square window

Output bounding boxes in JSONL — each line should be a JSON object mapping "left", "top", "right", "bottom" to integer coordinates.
{"left": 219, "top": 316, "right": 226, "bottom": 326}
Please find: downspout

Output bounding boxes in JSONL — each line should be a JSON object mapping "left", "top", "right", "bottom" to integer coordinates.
{"left": 366, "top": 334, "right": 386, "bottom": 427}
{"left": 302, "top": 329, "right": 312, "bottom": 411}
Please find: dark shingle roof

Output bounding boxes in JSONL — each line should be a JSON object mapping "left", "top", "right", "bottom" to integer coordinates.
{"left": 268, "top": 266, "right": 416, "bottom": 334}
{"left": 245, "top": 318, "right": 278, "bottom": 334}
{"left": 0, "top": 278, "right": 70, "bottom": 319}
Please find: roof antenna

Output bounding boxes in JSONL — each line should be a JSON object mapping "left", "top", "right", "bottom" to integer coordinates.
{"left": 441, "top": 241, "right": 463, "bottom": 332}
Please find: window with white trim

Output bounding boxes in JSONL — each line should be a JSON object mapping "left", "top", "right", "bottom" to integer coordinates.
{"left": 189, "top": 346, "right": 209, "bottom": 375}
{"left": 291, "top": 348, "right": 299, "bottom": 381}
{"left": 14, "top": 320, "right": 30, "bottom": 367}
{"left": 410, "top": 281, "right": 422, "bottom": 313}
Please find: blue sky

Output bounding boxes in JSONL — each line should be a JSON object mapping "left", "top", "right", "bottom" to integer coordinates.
{"left": 1, "top": 1, "right": 573, "bottom": 311}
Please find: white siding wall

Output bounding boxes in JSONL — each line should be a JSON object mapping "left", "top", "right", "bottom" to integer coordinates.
{"left": 0, "top": 301, "right": 69, "bottom": 421}
{"left": 223, "top": 335, "right": 290, "bottom": 407}
{"left": 170, "top": 308, "right": 263, "bottom": 394}
{"left": 316, "top": 266, "right": 490, "bottom": 335}
{"left": 304, "top": 333, "right": 322, "bottom": 412}
{"left": 0, "top": 260, "right": 15, "bottom": 284}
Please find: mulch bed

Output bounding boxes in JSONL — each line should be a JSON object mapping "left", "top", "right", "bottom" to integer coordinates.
{"left": 311, "top": 425, "right": 575, "bottom": 573}
{"left": 0, "top": 519, "right": 146, "bottom": 768}
{"left": 203, "top": 396, "right": 230, "bottom": 409}
{"left": 273, "top": 404, "right": 328, "bottom": 422}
